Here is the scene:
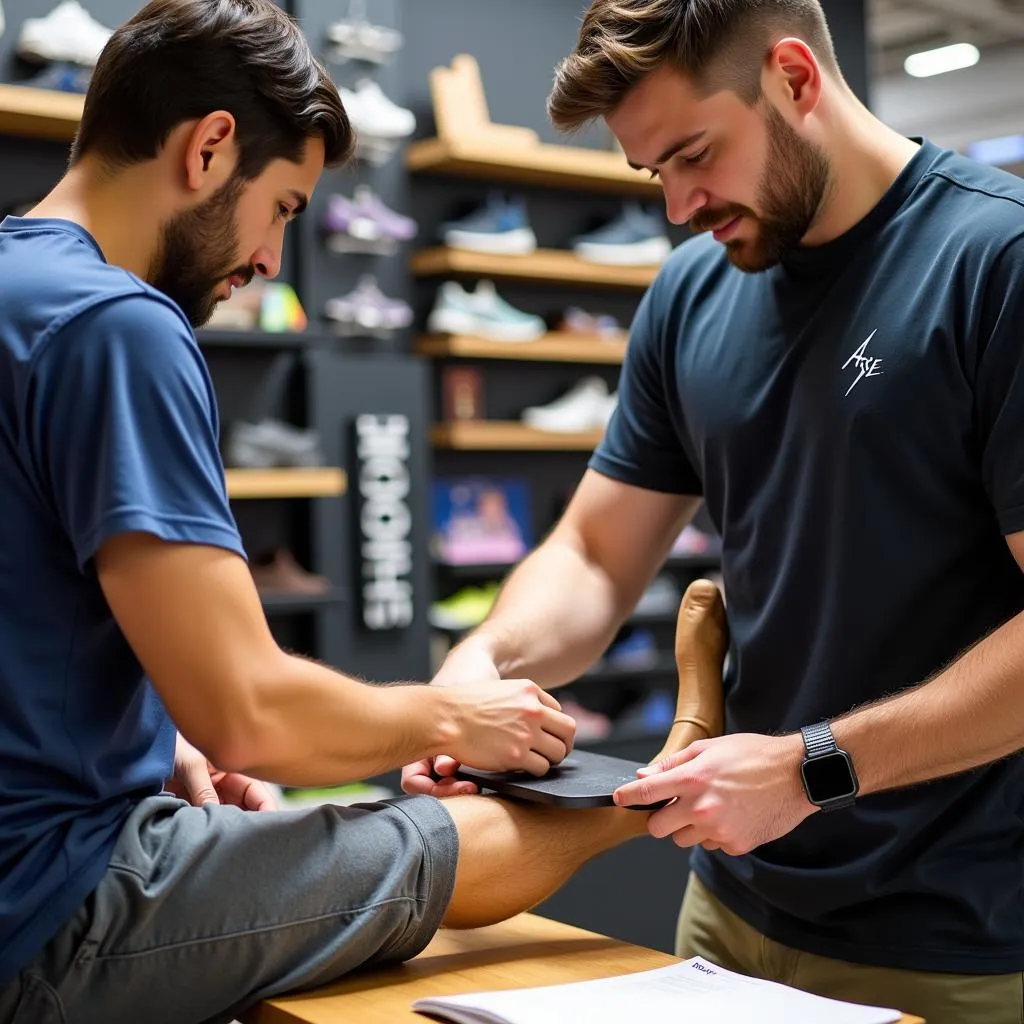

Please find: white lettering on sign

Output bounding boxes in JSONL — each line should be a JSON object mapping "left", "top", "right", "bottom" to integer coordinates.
{"left": 355, "top": 415, "right": 414, "bottom": 630}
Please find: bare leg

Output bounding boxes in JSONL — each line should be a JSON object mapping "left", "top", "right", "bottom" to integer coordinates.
{"left": 440, "top": 797, "right": 649, "bottom": 929}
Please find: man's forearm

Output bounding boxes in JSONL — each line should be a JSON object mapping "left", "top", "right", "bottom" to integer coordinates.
{"left": 214, "top": 655, "right": 455, "bottom": 787}
{"left": 832, "top": 609, "right": 1024, "bottom": 794}
{"left": 467, "top": 538, "right": 632, "bottom": 688}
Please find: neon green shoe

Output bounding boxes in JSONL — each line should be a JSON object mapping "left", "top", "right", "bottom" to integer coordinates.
{"left": 429, "top": 582, "right": 501, "bottom": 631}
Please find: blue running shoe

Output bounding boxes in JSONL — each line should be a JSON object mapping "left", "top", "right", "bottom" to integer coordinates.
{"left": 23, "top": 61, "right": 92, "bottom": 94}
{"left": 572, "top": 201, "right": 671, "bottom": 266}
{"left": 441, "top": 192, "right": 538, "bottom": 255}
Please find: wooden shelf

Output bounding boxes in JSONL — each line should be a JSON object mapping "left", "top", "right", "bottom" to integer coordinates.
{"left": 0, "top": 84, "right": 82, "bottom": 141}
{"left": 432, "top": 421, "right": 604, "bottom": 451}
{"left": 416, "top": 332, "right": 627, "bottom": 365}
{"left": 225, "top": 467, "right": 347, "bottom": 499}
{"left": 406, "top": 137, "right": 660, "bottom": 198}
{"left": 411, "top": 247, "right": 658, "bottom": 290}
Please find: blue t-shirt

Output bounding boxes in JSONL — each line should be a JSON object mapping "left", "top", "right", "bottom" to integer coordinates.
{"left": 593, "top": 140, "right": 1024, "bottom": 973}
{"left": 0, "top": 217, "right": 245, "bottom": 985}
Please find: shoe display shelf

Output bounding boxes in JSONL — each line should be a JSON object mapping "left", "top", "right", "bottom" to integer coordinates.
{"left": 410, "top": 81, "right": 671, "bottom": 707}
{"left": 224, "top": 466, "right": 347, "bottom": 500}
{"left": 0, "top": 83, "right": 82, "bottom": 141}
{"left": 416, "top": 332, "right": 627, "bottom": 365}
{"left": 411, "top": 246, "right": 657, "bottom": 290}
{"left": 406, "top": 136, "right": 660, "bottom": 199}
{"left": 431, "top": 421, "right": 605, "bottom": 451}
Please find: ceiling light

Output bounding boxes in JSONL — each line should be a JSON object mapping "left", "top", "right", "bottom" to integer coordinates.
{"left": 904, "top": 43, "right": 980, "bottom": 78}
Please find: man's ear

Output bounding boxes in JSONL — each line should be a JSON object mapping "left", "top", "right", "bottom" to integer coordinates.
{"left": 765, "top": 37, "right": 822, "bottom": 118}
{"left": 183, "top": 111, "right": 238, "bottom": 194}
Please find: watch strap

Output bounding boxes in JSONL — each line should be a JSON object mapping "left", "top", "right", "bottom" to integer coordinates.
{"left": 801, "top": 720, "right": 836, "bottom": 759}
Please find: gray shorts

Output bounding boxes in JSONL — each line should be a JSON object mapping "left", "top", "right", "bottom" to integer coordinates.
{"left": 0, "top": 793, "right": 459, "bottom": 1024}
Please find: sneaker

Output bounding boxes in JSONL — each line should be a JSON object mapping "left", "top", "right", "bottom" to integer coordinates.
{"left": 427, "top": 281, "right": 546, "bottom": 342}
{"left": 326, "top": 2, "right": 403, "bottom": 65}
{"left": 521, "top": 376, "right": 616, "bottom": 433}
{"left": 572, "top": 201, "right": 672, "bottom": 266}
{"left": 351, "top": 135, "right": 401, "bottom": 168}
{"left": 251, "top": 549, "right": 330, "bottom": 596}
{"left": 614, "top": 690, "right": 676, "bottom": 735}
{"left": 324, "top": 274, "right": 413, "bottom": 336}
{"left": 440, "top": 193, "right": 537, "bottom": 255}
{"left": 428, "top": 583, "right": 501, "bottom": 631}
{"left": 205, "top": 280, "right": 307, "bottom": 334}
{"left": 18, "top": 0, "right": 112, "bottom": 66}
{"left": 559, "top": 306, "right": 627, "bottom": 340}
{"left": 226, "top": 420, "right": 322, "bottom": 469}
{"left": 339, "top": 79, "right": 415, "bottom": 140}
{"left": 559, "top": 699, "right": 613, "bottom": 742}
{"left": 323, "top": 187, "right": 417, "bottom": 253}
{"left": 605, "top": 628, "right": 659, "bottom": 670}
{"left": 671, "top": 525, "right": 723, "bottom": 557}
{"left": 22, "top": 61, "right": 92, "bottom": 94}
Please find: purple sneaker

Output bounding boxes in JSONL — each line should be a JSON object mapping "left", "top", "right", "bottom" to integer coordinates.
{"left": 353, "top": 186, "right": 417, "bottom": 241}
{"left": 324, "top": 274, "right": 413, "bottom": 337}
{"left": 323, "top": 187, "right": 417, "bottom": 253}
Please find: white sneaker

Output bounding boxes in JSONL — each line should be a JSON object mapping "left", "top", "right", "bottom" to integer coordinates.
{"left": 327, "top": 15, "right": 403, "bottom": 65}
{"left": 522, "top": 377, "right": 613, "bottom": 433}
{"left": 427, "top": 281, "right": 545, "bottom": 342}
{"left": 18, "top": 0, "right": 112, "bottom": 66}
{"left": 340, "top": 79, "right": 415, "bottom": 140}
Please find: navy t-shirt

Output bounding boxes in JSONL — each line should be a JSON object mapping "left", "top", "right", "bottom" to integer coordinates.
{"left": 593, "top": 140, "right": 1024, "bottom": 973}
{"left": 0, "top": 218, "right": 245, "bottom": 985}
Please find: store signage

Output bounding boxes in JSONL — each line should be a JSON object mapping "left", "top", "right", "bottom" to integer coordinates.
{"left": 353, "top": 414, "right": 414, "bottom": 631}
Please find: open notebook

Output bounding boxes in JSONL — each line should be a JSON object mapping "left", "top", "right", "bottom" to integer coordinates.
{"left": 412, "top": 956, "right": 903, "bottom": 1024}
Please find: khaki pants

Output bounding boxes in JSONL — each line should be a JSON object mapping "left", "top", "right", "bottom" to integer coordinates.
{"left": 676, "top": 873, "right": 1023, "bottom": 1024}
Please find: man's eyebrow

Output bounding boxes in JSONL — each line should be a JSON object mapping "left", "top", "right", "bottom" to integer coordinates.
{"left": 626, "top": 131, "right": 707, "bottom": 171}
{"left": 287, "top": 190, "right": 309, "bottom": 216}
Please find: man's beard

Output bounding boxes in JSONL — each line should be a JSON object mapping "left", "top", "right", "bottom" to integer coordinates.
{"left": 149, "top": 175, "right": 252, "bottom": 328}
{"left": 692, "top": 104, "right": 832, "bottom": 273}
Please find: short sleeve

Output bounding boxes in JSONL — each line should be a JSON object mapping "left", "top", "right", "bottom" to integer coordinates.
{"left": 975, "top": 236, "right": 1024, "bottom": 535}
{"left": 589, "top": 279, "right": 702, "bottom": 496}
{"left": 26, "top": 294, "right": 245, "bottom": 570}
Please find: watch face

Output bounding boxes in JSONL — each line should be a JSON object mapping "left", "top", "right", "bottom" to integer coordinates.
{"left": 801, "top": 751, "right": 857, "bottom": 803}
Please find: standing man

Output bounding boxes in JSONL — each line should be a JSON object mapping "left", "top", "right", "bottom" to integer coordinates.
{"left": 405, "top": 2, "right": 1024, "bottom": 1021}
{"left": 0, "top": 2, "right": 679, "bottom": 1021}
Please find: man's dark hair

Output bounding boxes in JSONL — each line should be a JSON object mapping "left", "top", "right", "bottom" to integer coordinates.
{"left": 71, "top": 0, "right": 352, "bottom": 177}
{"left": 549, "top": 0, "right": 840, "bottom": 133}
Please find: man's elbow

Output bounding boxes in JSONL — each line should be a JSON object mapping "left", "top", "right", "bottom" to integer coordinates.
{"left": 169, "top": 658, "right": 288, "bottom": 775}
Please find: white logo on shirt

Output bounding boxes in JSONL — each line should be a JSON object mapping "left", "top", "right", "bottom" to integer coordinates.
{"left": 843, "top": 329, "right": 884, "bottom": 397}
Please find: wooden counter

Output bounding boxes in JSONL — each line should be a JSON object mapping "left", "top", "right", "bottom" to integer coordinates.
{"left": 244, "top": 913, "right": 924, "bottom": 1024}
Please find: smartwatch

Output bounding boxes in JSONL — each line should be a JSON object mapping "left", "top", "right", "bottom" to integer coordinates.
{"left": 799, "top": 721, "right": 859, "bottom": 812}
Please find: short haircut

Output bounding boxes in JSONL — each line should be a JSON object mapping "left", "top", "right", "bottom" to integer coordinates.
{"left": 549, "top": 0, "right": 840, "bottom": 133}
{"left": 72, "top": 0, "right": 352, "bottom": 177}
